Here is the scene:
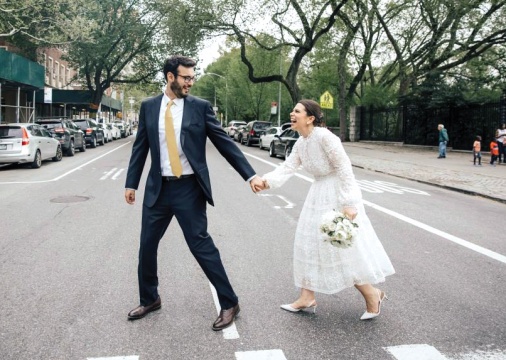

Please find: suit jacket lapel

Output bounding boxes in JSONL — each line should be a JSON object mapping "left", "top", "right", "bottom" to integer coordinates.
{"left": 181, "top": 96, "right": 195, "bottom": 149}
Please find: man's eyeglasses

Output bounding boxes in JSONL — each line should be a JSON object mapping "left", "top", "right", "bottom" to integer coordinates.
{"left": 177, "top": 75, "right": 196, "bottom": 83}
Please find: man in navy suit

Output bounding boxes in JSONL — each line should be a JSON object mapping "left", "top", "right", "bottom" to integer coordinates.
{"left": 124, "top": 55, "right": 264, "bottom": 331}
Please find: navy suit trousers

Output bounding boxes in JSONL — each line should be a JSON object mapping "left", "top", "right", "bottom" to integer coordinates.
{"left": 138, "top": 176, "right": 238, "bottom": 309}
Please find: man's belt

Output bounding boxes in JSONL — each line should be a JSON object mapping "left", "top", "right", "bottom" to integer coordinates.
{"left": 162, "top": 174, "right": 195, "bottom": 181}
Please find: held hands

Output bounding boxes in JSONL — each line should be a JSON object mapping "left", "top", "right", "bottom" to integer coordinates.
{"left": 249, "top": 176, "right": 269, "bottom": 193}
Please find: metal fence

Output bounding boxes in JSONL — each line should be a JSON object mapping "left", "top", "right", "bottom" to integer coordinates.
{"left": 359, "top": 102, "right": 504, "bottom": 150}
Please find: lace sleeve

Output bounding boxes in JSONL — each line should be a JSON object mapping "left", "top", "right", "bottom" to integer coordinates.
{"left": 262, "top": 139, "right": 302, "bottom": 189}
{"left": 321, "top": 131, "right": 362, "bottom": 208}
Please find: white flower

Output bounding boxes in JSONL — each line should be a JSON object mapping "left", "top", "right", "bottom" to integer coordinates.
{"left": 320, "top": 210, "right": 359, "bottom": 249}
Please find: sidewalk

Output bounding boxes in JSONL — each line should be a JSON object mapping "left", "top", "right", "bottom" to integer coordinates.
{"left": 343, "top": 141, "right": 506, "bottom": 204}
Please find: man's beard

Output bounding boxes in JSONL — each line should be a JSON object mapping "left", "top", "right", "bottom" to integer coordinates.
{"left": 170, "top": 81, "right": 188, "bottom": 98}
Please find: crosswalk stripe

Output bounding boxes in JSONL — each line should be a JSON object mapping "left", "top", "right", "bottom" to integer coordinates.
{"left": 100, "top": 168, "right": 118, "bottom": 180}
{"left": 235, "top": 349, "right": 287, "bottom": 360}
{"left": 384, "top": 344, "right": 448, "bottom": 359}
{"left": 209, "top": 282, "right": 239, "bottom": 340}
{"left": 87, "top": 356, "right": 139, "bottom": 360}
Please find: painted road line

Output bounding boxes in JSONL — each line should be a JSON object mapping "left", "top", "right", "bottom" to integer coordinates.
{"left": 209, "top": 282, "right": 239, "bottom": 340}
{"left": 111, "top": 168, "right": 124, "bottom": 180}
{"left": 0, "top": 142, "right": 131, "bottom": 185}
{"left": 244, "top": 152, "right": 506, "bottom": 265}
{"left": 384, "top": 344, "right": 448, "bottom": 359}
{"left": 235, "top": 349, "right": 287, "bottom": 360}
{"left": 364, "top": 200, "right": 506, "bottom": 264}
{"left": 87, "top": 356, "right": 139, "bottom": 360}
{"left": 100, "top": 168, "right": 118, "bottom": 180}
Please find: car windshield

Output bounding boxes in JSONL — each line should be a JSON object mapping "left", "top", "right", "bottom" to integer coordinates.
{"left": 0, "top": 127, "right": 22, "bottom": 138}
{"left": 37, "top": 122, "right": 61, "bottom": 130}
{"left": 254, "top": 122, "right": 271, "bottom": 130}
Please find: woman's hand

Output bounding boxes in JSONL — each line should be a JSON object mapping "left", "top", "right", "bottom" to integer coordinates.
{"left": 343, "top": 206, "right": 358, "bottom": 221}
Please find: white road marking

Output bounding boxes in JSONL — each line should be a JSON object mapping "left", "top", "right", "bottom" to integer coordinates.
{"left": 87, "top": 356, "right": 138, "bottom": 360}
{"left": 384, "top": 344, "right": 448, "bottom": 359}
{"left": 244, "top": 152, "right": 506, "bottom": 264}
{"left": 100, "top": 168, "right": 118, "bottom": 180}
{"left": 259, "top": 194, "right": 295, "bottom": 209}
{"left": 111, "top": 168, "right": 124, "bottom": 180}
{"left": 235, "top": 349, "right": 287, "bottom": 360}
{"left": 209, "top": 282, "right": 239, "bottom": 340}
{"left": 0, "top": 142, "right": 131, "bottom": 185}
{"left": 357, "top": 180, "right": 430, "bottom": 195}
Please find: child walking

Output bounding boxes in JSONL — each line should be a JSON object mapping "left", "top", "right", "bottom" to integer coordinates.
{"left": 473, "top": 136, "right": 482, "bottom": 165}
{"left": 490, "top": 139, "right": 499, "bottom": 166}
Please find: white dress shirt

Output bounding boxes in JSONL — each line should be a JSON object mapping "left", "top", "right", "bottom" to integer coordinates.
{"left": 159, "top": 94, "right": 194, "bottom": 176}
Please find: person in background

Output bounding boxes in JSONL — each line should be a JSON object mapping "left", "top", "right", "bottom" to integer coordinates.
{"left": 260, "top": 99, "right": 395, "bottom": 320}
{"left": 473, "top": 136, "right": 482, "bottom": 166}
{"left": 490, "top": 139, "right": 499, "bottom": 166}
{"left": 495, "top": 123, "right": 506, "bottom": 164}
{"left": 437, "top": 124, "right": 449, "bottom": 159}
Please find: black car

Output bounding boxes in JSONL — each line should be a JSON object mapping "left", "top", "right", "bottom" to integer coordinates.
{"left": 240, "top": 120, "right": 272, "bottom": 146}
{"left": 35, "top": 118, "right": 86, "bottom": 156}
{"left": 269, "top": 128, "right": 300, "bottom": 158}
{"left": 73, "top": 119, "right": 105, "bottom": 148}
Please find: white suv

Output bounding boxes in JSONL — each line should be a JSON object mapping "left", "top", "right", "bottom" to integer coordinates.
{"left": 224, "top": 121, "right": 247, "bottom": 137}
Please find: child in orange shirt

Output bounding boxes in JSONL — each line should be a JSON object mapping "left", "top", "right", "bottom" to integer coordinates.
{"left": 490, "top": 139, "right": 499, "bottom": 166}
{"left": 473, "top": 136, "right": 481, "bottom": 165}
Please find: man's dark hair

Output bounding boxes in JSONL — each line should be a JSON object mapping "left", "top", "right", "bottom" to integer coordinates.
{"left": 163, "top": 55, "right": 197, "bottom": 82}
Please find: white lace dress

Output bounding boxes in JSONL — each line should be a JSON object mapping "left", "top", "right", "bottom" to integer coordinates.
{"left": 263, "top": 127, "right": 395, "bottom": 294}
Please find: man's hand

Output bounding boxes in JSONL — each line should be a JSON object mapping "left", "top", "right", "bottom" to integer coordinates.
{"left": 125, "top": 189, "right": 136, "bottom": 205}
{"left": 249, "top": 175, "right": 266, "bottom": 193}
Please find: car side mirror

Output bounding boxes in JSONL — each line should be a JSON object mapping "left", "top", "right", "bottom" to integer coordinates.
{"left": 274, "top": 135, "right": 280, "bottom": 139}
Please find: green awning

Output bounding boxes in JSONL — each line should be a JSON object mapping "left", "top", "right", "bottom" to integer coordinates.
{"left": 0, "top": 49, "right": 44, "bottom": 89}
{"left": 33, "top": 89, "right": 123, "bottom": 111}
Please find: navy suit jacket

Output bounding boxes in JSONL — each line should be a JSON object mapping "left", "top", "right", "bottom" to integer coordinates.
{"left": 125, "top": 94, "right": 256, "bottom": 207}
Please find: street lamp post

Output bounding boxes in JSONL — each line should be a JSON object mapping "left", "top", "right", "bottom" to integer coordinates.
{"left": 129, "top": 97, "right": 135, "bottom": 128}
{"left": 202, "top": 72, "right": 227, "bottom": 125}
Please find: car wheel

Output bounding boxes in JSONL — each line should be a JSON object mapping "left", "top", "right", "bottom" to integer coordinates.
{"left": 31, "top": 150, "right": 42, "bottom": 168}
{"left": 269, "top": 143, "right": 276, "bottom": 157}
{"left": 66, "top": 140, "right": 75, "bottom": 156}
{"left": 99, "top": 135, "right": 105, "bottom": 145}
{"left": 285, "top": 146, "right": 292, "bottom": 158}
{"left": 52, "top": 145, "right": 63, "bottom": 162}
{"left": 79, "top": 139, "right": 86, "bottom": 152}
{"left": 91, "top": 136, "right": 97, "bottom": 148}
{"left": 258, "top": 140, "right": 263, "bottom": 149}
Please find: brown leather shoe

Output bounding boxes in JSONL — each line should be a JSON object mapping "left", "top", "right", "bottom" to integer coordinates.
{"left": 127, "top": 296, "right": 161, "bottom": 320}
{"left": 212, "top": 304, "right": 240, "bottom": 331}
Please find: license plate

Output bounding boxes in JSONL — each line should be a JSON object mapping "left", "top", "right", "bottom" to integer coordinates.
{"left": 0, "top": 144, "right": 7, "bottom": 150}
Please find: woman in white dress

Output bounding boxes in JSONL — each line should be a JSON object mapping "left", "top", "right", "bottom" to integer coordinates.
{"left": 261, "top": 100, "right": 395, "bottom": 320}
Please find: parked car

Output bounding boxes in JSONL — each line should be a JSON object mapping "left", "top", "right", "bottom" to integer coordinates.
{"left": 35, "top": 118, "right": 86, "bottom": 156}
{"left": 98, "top": 123, "right": 112, "bottom": 143}
{"left": 73, "top": 118, "right": 105, "bottom": 148}
{"left": 269, "top": 128, "right": 300, "bottom": 158}
{"left": 107, "top": 123, "right": 121, "bottom": 140}
{"left": 113, "top": 121, "right": 131, "bottom": 138}
{"left": 224, "top": 120, "right": 247, "bottom": 138}
{"left": 233, "top": 125, "right": 247, "bottom": 142}
{"left": 259, "top": 126, "right": 282, "bottom": 150}
{"left": 240, "top": 120, "right": 272, "bottom": 146}
{"left": 281, "top": 122, "right": 292, "bottom": 131}
{"left": 0, "top": 123, "right": 63, "bottom": 168}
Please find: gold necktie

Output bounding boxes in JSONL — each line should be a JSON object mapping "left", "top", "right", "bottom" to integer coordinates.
{"left": 164, "top": 100, "right": 183, "bottom": 177}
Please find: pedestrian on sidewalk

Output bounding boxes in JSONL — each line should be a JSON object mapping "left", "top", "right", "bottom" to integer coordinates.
{"left": 495, "top": 123, "right": 506, "bottom": 163}
{"left": 490, "top": 139, "right": 499, "bottom": 166}
{"left": 437, "top": 124, "right": 449, "bottom": 158}
{"left": 473, "top": 135, "right": 482, "bottom": 166}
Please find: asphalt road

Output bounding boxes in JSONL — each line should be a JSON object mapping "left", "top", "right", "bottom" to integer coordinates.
{"left": 0, "top": 137, "right": 505, "bottom": 360}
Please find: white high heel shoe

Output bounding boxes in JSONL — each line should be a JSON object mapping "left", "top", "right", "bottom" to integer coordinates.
{"left": 360, "top": 289, "right": 387, "bottom": 320}
{"left": 280, "top": 300, "right": 317, "bottom": 313}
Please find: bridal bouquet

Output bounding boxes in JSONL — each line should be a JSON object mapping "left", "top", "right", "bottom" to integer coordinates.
{"left": 319, "top": 210, "right": 359, "bottom": 248}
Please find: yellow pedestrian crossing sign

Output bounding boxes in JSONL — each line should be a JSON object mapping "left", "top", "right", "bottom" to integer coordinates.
{"left": 320, "top": 91, "right": 334, "bottom": 109}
